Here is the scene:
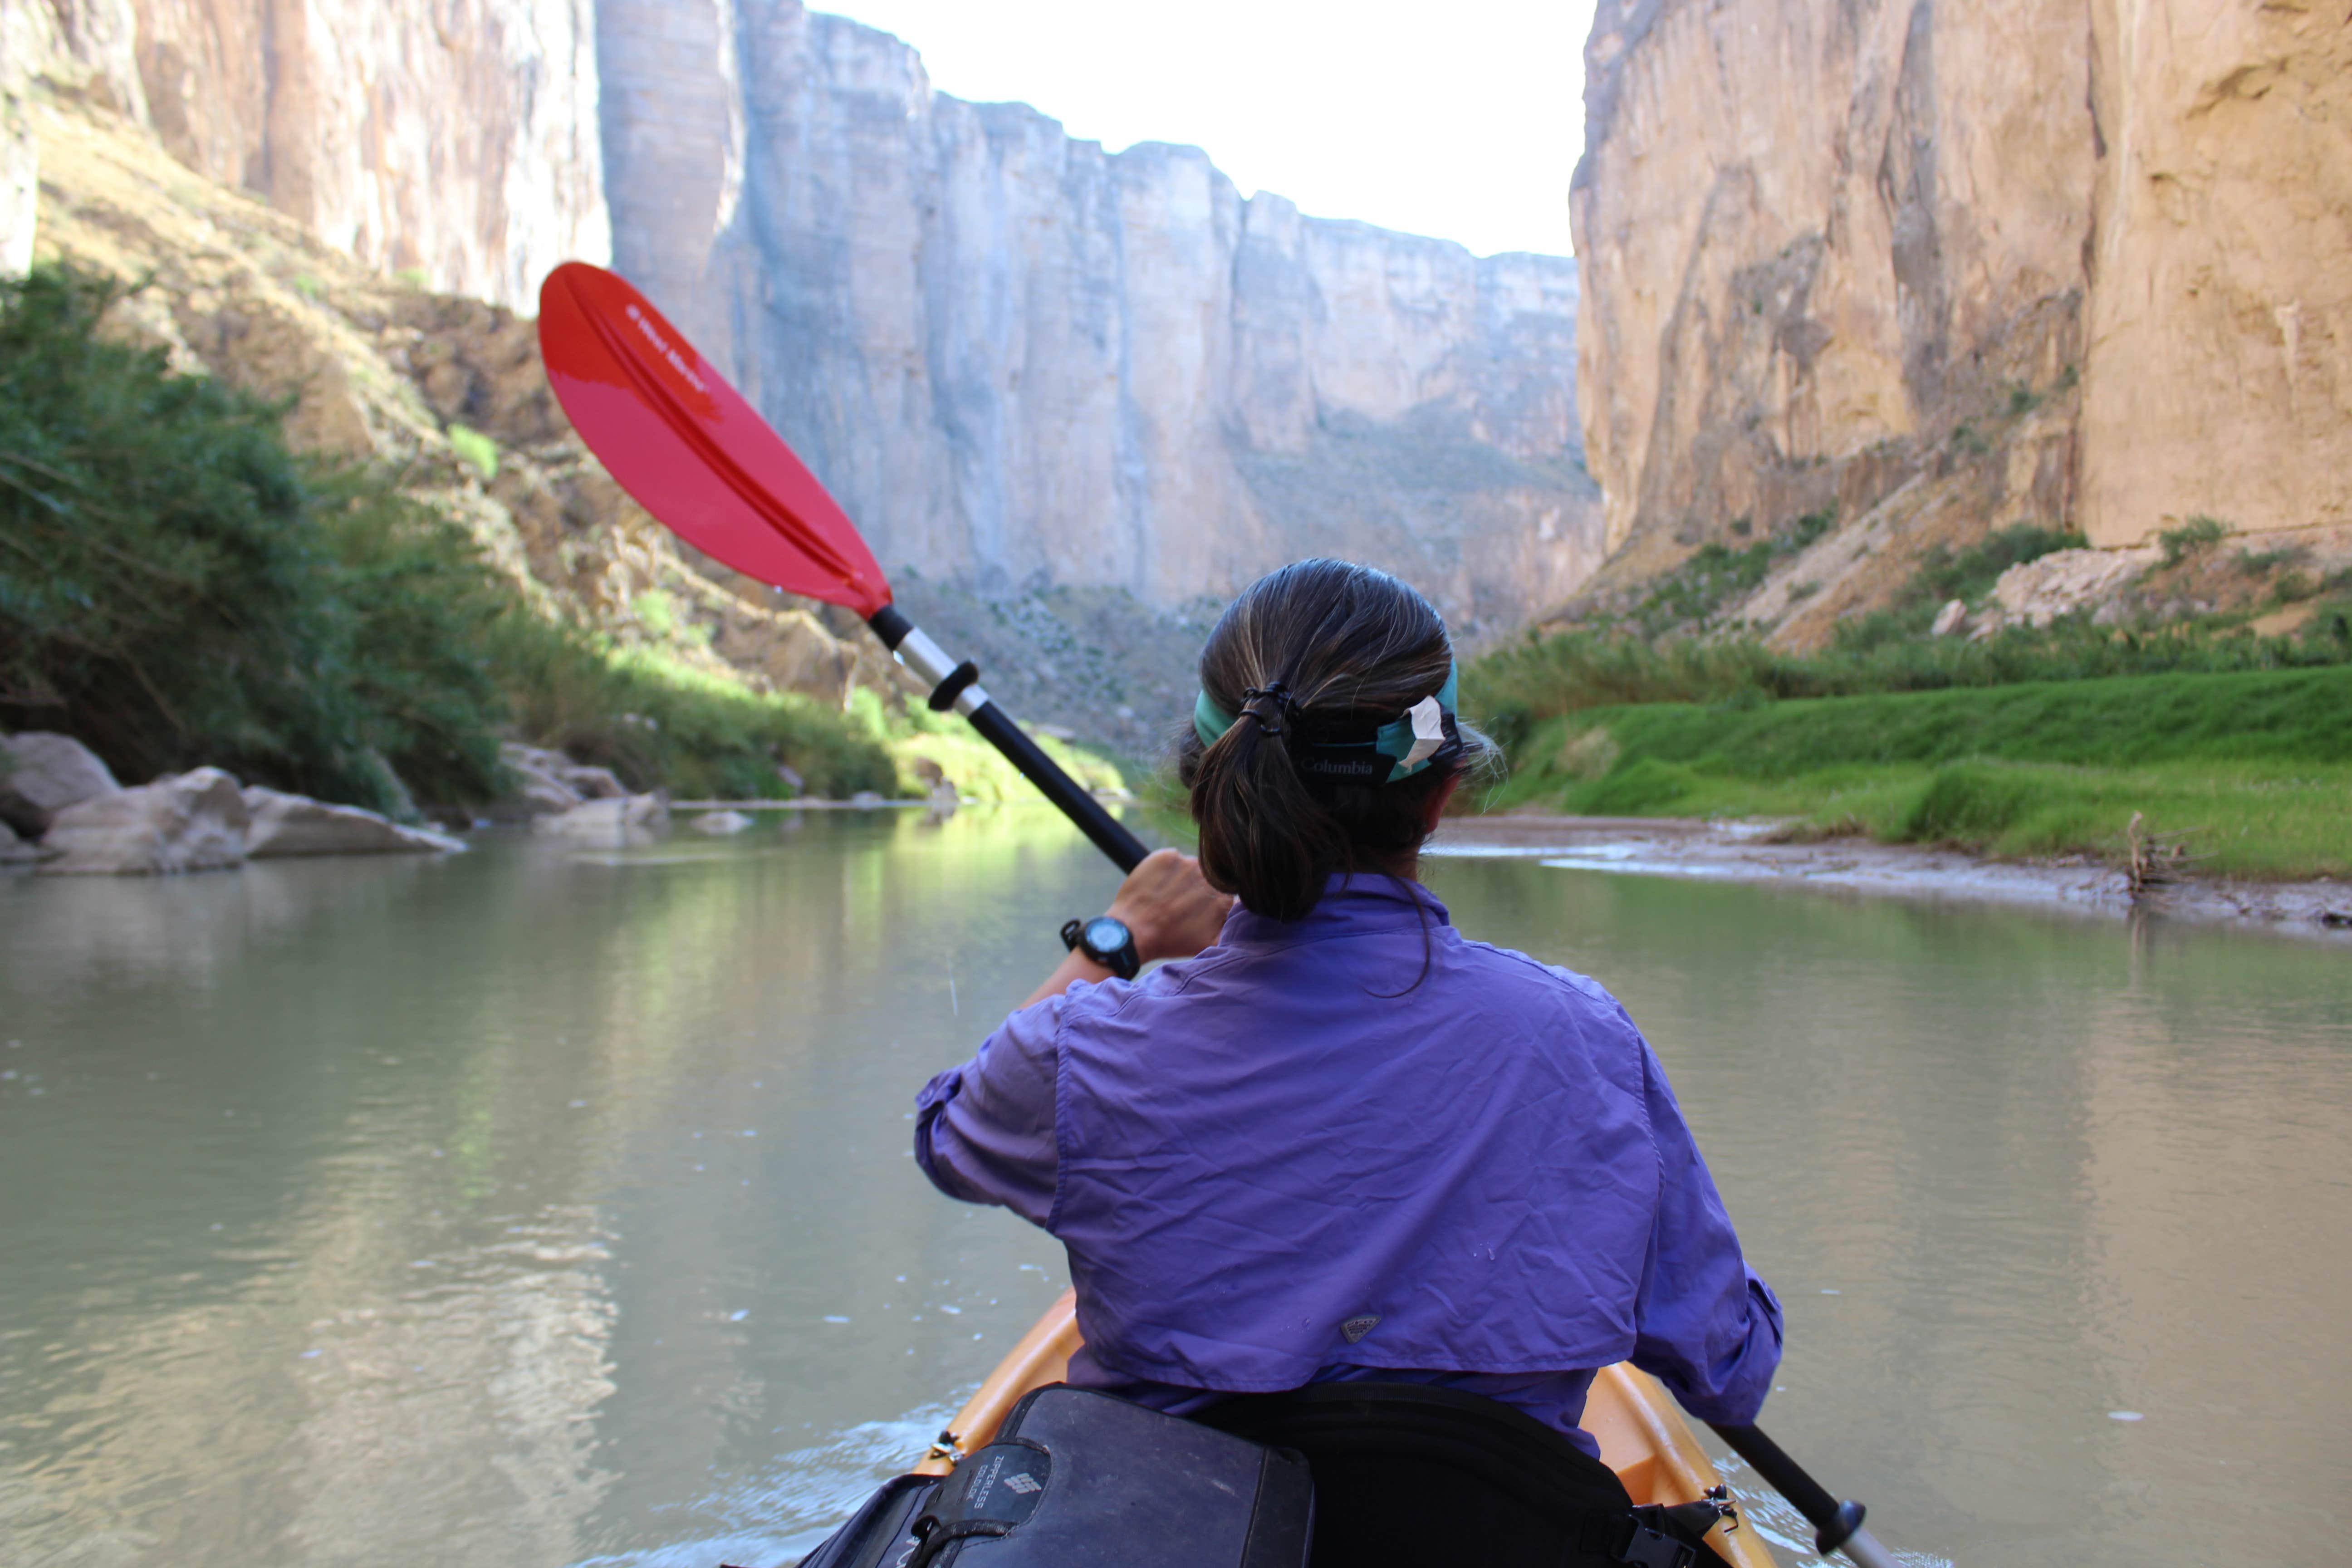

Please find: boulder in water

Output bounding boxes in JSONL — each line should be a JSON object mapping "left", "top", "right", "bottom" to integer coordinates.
{"left": 39, "top": 767, "right": 249, "bottom": 876}
{"left": 534, "top": 793, "right": 670, "bottom": 845}
{"left": 242, "top": 787, "right": 467, "bottom": 858}
{"left": 690, "top": 809, "right": 755, "bottom": 836}
{"left": 500, "top": 743, "right": 629, "bottom": 814}
{"left": 0, "top": 818, "right": 39, "bottom": 864}
{"left": 0, "top": 732, "right": 122, "bottom": 836}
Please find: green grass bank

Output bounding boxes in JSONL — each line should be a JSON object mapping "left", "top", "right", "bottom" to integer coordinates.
{"left": 1478, "top": 666, "right": 2352, "bottom": 879}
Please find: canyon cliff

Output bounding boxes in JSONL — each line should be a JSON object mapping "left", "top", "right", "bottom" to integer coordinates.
{"left": 597, "top": 0, "right": 1597, "bottom": 631}
{"left": 6, "top": 0, "right": 1599, "bottom": 636}
{"left": 1570, "top": 0, "right": 2352, "bottom": 648}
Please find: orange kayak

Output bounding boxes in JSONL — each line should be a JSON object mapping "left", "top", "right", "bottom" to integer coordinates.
{"left": 912, "top": 1289, "right": 1778, "bottom": 1567}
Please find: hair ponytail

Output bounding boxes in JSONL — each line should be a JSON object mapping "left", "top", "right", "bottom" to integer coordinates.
{"left": 1177, "top": 560, "right": 1493, "bottom": 921}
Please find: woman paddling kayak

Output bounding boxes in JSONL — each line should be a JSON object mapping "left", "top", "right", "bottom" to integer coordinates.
{"left": 911, "top": 559, "right": 1783, "bottom": 1564}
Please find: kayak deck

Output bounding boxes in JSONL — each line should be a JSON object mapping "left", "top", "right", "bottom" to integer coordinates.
{"left": 913, "top": 1290, "right": 1776, "bottom": 1568}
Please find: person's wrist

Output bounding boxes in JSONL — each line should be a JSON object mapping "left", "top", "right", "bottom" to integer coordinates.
{"left": 1103, "top": 902, "right": 1161, "bottom": 963}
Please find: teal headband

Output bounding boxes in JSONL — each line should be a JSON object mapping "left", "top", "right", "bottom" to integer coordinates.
{"left": 1193, "top": 662, "right": 1460, "bottom": 784}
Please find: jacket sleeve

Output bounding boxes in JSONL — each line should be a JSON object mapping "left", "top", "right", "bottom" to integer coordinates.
{"left": 912, "top": 991, "right": 1065, "bottom": 1229}
{"left": 1627, "top": 1037, "right": 1784, "bottom": 1425}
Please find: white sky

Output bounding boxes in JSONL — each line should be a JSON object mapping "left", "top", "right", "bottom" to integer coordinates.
{"left": 815, "top": 1, "right": 1600, "bottom": 259}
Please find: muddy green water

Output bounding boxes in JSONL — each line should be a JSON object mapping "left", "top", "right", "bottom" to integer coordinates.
{"left": 2, "top": 812, "right": 2346, "bottom": 1568}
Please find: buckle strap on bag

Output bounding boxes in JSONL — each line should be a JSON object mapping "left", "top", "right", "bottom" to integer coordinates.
{"left": 906, "top": 1439, "right": 1053, "bottom": 1568}
{"left": 1607, "top": 1491, "right": 1740, "bottom": 1568}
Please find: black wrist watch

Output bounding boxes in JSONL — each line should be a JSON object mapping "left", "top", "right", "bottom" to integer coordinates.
{"left": 1061, "top": 914, "right": 1141, "bottom": 980}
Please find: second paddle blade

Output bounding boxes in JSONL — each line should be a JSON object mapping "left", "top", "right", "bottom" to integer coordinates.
{"left": 536, "top": 262, "right": 893, "bottom": 618}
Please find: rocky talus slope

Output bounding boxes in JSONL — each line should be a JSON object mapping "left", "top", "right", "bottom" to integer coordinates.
{"left": 21, "top": 84, "right": 890, "bottom": 708}
{"left": 1568, "top": 0, "right": 2352, "bottom": 649}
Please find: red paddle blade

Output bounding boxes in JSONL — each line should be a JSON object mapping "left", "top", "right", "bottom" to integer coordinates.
{"left": 536, "top": 262, "right": 892, "bottom": 618}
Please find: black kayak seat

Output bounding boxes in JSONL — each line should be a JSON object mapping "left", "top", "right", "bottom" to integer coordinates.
{"left": 1194, "top": 1381, "right": 1732, "bottom": 1568}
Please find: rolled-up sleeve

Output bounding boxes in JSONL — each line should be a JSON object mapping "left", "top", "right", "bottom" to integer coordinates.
{"left": 1629, "top": 1040, "right": 1784, "bottom": 1424}
{"left": 913, "top": 992, "right": 1065, "bottom": 1228}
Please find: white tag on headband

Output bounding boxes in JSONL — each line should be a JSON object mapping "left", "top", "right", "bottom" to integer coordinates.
{"left": 1401, "top": 695, "right": 1447, "bottom": 770}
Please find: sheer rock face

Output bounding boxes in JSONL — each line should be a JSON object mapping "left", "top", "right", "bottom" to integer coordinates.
{"left": 3, "top": 0, "right": 150, "bottom": 275}
{"left": 1572, "top": 0, "right": 2350, "bottom": 610}
{"left": 2082, "top": 1, "right": 2352, "bottom": 551}
{"left": 597, "top": 0, "right": 1600, "bottom": 631}
{"left": 126, "top": 0, "right": 608, "bottom": 307}
{"left": 23, "top": 0, "right": 1597, "bottom": 634}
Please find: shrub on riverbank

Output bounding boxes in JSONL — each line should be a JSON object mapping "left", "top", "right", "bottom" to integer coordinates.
{"left": 0, "top": 265, "right": 899, "bottom": 809}
{"left": 1466, "top": 610, "right": 2352, "bottom": 755}
{"left": 1465, "top": 514, "right": 2352, "bottom": 754}
{"left": 1481, "top": 666, "right": 2352, "bottom": 877}
{"left": 488, "top": 618, "right": 898, "bottom": 802}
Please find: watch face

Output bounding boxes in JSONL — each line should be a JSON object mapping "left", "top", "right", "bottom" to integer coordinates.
{"left": 1083, "top": 917, "right": 1131, "bottom": 954}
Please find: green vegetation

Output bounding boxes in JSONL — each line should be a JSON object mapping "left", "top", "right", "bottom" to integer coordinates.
{"left": 1622, "top": 508, "right": 1835, "bottom": 638}
{"left": 446, "top": 422, "right": 499, "bottom": 480}
{"left": 883, "top": 697, "right": 1127, "bottom": 805}
{"left": 0, "top": 265, "right": 903, "bottom": 811}
{"left": 1469, "top": 518, "right": 2352, "bottom": 756}
{"left": 1467, "top": 507, "right": 2352, "bottom": 878}
{"left": 2158, "top": 513, "right": 2230, "bottom": 567}
{"left": 487, "top": 620, "right": 898, "bottom": 803}
{"left": 1479, "top": 667, "right": 2352, "bottom": 877}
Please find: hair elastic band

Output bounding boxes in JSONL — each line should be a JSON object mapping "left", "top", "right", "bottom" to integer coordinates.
{"left": 1193, "top": 662, "right": 1460, "bottom": 784}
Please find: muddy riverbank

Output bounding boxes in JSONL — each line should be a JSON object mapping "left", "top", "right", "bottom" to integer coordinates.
{"left": 1435, "top": 813, "right": 2352, "bottom": 944}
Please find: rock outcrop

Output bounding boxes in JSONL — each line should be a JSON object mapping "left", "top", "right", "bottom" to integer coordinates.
{"left": 0, "top": 730, "right": 121, "bottom": 833}
{"left": 1569, "top": 0, "right": 2351, "bottom": 647}
{"left": 241, "top": 786, "right": 465, "bottom": 857}
{"left": 127, "top": 0, "right": 608, "bottom": 308}
{"left": 40, "top": 764, "right": 247, "bottom": 874}
{"left": 533, "top": 790, "right": 667, "bottom": 845}
{"left": 500, "top": 742, "right": 626, "bottom": 814}
{"left": 599, "top": 0, "right": 1599, "bottom": 633}
{"left": 23, "top": 765, "right": 464, "bottom": 871}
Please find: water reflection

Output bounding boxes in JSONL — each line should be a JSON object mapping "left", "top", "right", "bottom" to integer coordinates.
{"left": 1427, "top": 860, "right": 2352, "bottom": 1567}
{"left": 1, "top": 817, "right": 2345, "bottom": 1568}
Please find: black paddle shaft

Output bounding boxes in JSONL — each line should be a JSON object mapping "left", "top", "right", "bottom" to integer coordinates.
{"left": 867, "top": 607, "right": 1148, "bottom": 874}
{"left": 1707, "top": 1424, "right": 1899, "bottom": 1568}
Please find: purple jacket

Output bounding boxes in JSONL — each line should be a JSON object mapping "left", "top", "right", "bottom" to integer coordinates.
{"left": 916, "top": 876, "right": 1781, "bottom": 1451}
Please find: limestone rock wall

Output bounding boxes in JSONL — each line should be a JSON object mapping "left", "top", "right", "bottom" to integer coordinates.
{"left": 2082, "top": 1, "right": 2352, "bottom": 549}
{"left": 3, "top": 0, "right": 151, "bottom": 275}
{"left": 15, "top": 0, "right": 1597, "bottom": 634}
{"left": 126, "top": 0, "right": 608, "bottom": 307}
{"left": 1573, "top": 0, "right": 2350, "bottom": 603}
{"left": 599, "top": 0, "right": 1599, "bottom": 631}
{"left": 1, "top": 4, "right": 37, "bottom": 277}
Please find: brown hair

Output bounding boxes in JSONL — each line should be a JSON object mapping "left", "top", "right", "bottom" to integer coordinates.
{"left": 1176, "top": 559, "right": 1492, "bottom": 921}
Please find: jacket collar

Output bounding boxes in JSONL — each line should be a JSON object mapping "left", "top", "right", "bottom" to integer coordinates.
{"left": 1220, "top": 872, "right": 1451, "bottom": 948}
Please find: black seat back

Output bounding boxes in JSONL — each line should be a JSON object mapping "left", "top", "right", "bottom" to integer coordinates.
{"left": 1196, "top": 1382, "right": 1656, "bottom": 1568}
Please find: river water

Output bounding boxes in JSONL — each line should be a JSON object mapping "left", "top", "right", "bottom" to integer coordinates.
{"left": 2, "top": 811, "right": 2345, "bottom": 1568}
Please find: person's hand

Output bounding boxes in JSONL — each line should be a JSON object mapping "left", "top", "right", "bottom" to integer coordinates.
{"left": 1107, "top": 848, "right": 1233, "bottom": 964}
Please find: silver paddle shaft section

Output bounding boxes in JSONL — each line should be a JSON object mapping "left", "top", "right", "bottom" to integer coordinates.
{"left": 893, "top": 627, "right": 991, "bottom": 717}
{"left": 1838, "top": 1526, "right": 1900, "bottom": 1568}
